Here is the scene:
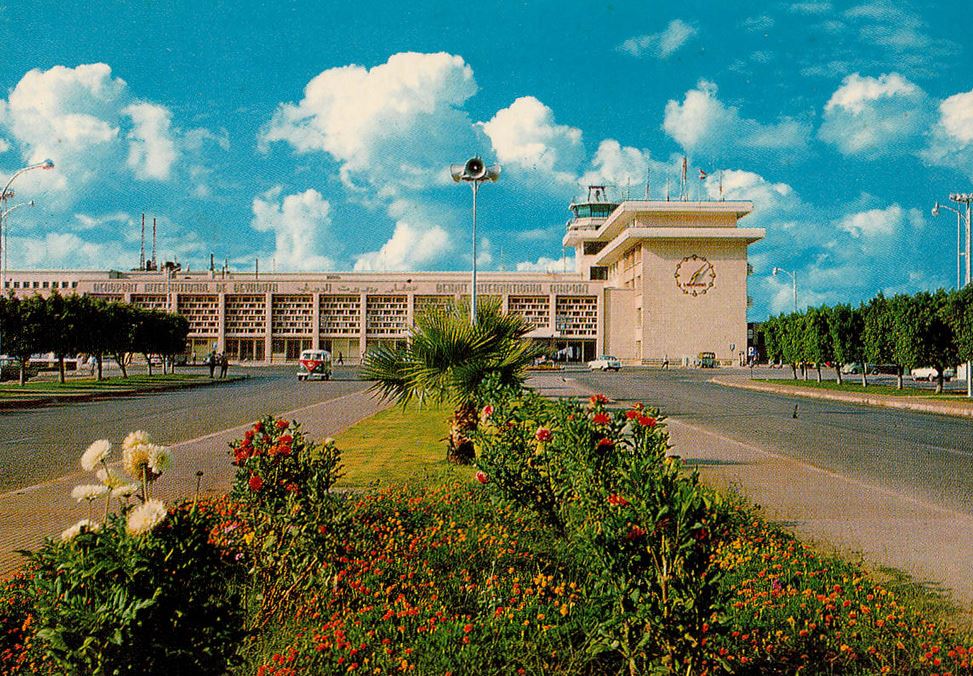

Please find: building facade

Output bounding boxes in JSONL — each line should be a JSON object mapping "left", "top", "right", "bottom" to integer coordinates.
{"left": 3, "top": 194, "right": 763, "bottom": 365}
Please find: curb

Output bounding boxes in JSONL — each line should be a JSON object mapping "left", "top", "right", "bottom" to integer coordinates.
{"left": 712, "top": 376, "right": 973, "bottom": 419}
{"left": 0, "top": 374, "right": 250, "bottom": 411}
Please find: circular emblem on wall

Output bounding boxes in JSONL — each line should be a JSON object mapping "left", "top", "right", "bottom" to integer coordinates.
{"left": 674, "top": 255, "right": 716, "bottom": 296}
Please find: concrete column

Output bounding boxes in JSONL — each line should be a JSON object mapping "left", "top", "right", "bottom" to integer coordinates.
{"left": 548, "top": 293, "right": 557, "bottom": 335}
{"left": 597, "top": 289, "right": 606, "bottom": 356}
{"left": 264, "top": 292, "right": 273, "bottom": 364}
{"left": 312, "top": 293, "right": 321, "bottom": 350}
{"left": 407, "top": 292, "right": 415, "bottom": 328}
{"left": 501, "top": 293, "right": 509, "bottom": 313}
{"left": 217, "top": 293, "right": 226, "bottom": 353}
{"left": 358, "top": 293, "right": 368, "bottom": 364}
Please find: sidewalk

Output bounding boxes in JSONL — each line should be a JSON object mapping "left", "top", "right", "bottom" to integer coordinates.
{"left": 0, "top": 387, "right": 387, "bottom": 574}
{"left": 714, "top": 374, "right": 973, "bottom": 419}
{"left": 530, "top": 372, "right": 973, "bottom": 609}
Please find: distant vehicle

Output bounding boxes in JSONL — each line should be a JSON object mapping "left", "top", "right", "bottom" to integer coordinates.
{"left": 911, "top": 366, "right": 954, "bottom": 382}
{"left": 297, "top": 349, "right": 332, "bottom": 381}
{"left": 587, "top": 355, "right": 621, "bottom": 371}
{"left": 841, "top": 362, "right": 878, "bottom": 375}
{"left": 697, "top": 352, "right": 717, "bottom": 368}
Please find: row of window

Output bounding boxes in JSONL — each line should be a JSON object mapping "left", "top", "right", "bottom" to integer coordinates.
{"left": 4, "top": 280, "right": 78, "bottom": 290}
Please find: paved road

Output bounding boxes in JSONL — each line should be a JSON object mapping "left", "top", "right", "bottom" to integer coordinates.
{"left": 0, "top": 366, "right": 369, "bottom": 493}
{"left": 571, "top": 368, "right": 973, "bottom": 517}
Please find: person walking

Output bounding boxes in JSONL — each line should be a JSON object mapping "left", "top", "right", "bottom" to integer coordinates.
{"left": 662, "top": 354, "right": 669, "bottom": 370}
{"left": 219, "top": 352, "right": 229, "bottom": 378}
{"left": 337, "top": 352, "right": 343, "bottom": 366}
{"left": 207, "top": 351, "right": 216, "bottom": 378}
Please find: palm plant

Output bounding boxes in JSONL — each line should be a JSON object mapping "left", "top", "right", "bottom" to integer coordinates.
{"left": 361, "top": 299, "right": 544, "bottom": 463}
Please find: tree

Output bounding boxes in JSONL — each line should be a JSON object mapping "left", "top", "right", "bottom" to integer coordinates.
{"left": 802, "top": 306, "right": 832, "bottom": 382}
{"left": 827, "top": 303, "right": 862, "bottom": 385}
{"left": 761, "top": 318, "right": 781, "bottom": 367}
{"left": 159, "top": 313, "right": 190, "bottom": 370}
{"left": 73, "top": 296, "right": 110, "bottom": 380}
{"left": 1, "top": 294, "right": 47, "bottom": 385}
{"left": 361, "top": 299, "right": 544, "bottom": 463}
{"left": 779, "top": 312, "right": 803, "bottom": 380}
{"left": 102, "top": 302, "right": 136, "bottom": 378}
{"left": 893, "top": 290, "right": 958, "bottom": 394}
{"left": 863, "top": 293, "right": 904, "bottom": 389}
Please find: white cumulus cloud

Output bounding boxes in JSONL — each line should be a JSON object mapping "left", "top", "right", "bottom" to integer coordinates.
{"left": 818, "top": 72, "right": 930, "bottom": 157}
{"left": 515, "top": 254, "right": 575, "bottom": 273}
{"left": 663, "top": 80, "right": 808, "bottom": 156}
{"left": 619, "top": 19, "right": 697, "bottom": 59}
{"left": 354, "top": 216, "right": 450, "bottom": 272}
{"left": 261, "top": 52, "right": 479, "bottom": 192}
{"left": 481, "top": 96, "right": 583, "bottom": 188}
{"left": 837, "top": 204, "right": 921, "bottom": 239}
{"left": 251, "top": 187, "right": 336, "bottom": 271}
{"left": 123, "top": 102, "right": 177, "bottom": 180}
{"left": 922, "top": 88, "right": 973, "bottom": 180}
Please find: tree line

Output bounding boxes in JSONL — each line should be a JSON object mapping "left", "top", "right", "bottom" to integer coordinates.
{"left": 0, "top": 293, "right": 189, "bottom": 384}
{"left": 760, "top": 287, "right": 973, "bottom": 393}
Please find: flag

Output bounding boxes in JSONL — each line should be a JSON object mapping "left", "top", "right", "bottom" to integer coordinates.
{"left": 698, "top": 169, "right": 708, "bottom": 180}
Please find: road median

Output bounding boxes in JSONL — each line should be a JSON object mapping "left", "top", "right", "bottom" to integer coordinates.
{"left": 713, "top": 375, "right": 973, "bottom": 419}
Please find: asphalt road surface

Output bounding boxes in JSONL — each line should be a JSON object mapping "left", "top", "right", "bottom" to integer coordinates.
{"left": 570, "top": 368, "right": 973, "bottom": 518}
{"left": 0, "top": 366, "right": 369, "bottom": 493}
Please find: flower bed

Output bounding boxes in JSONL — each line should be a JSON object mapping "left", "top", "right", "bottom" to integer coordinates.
{"left": 2, "top": 389, "right": 972, "bottom": 674}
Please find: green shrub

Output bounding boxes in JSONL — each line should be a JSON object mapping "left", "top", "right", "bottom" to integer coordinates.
{"left": 474, "top": 387, "right": 727, "bottom": 673}
{"left": 26, "top": 503, "right": 244, "bottom": 674}
{"left": 228, "top": 416, "right": 347, "bottom": 628}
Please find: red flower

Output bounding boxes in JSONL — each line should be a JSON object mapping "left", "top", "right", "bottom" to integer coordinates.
{"left": 285, "top": 482, "right": 300, "bottom": 494}
{"left": 248, "top": 474, "right": 264, "bottom": 492}
{"left": 279, "top": 434, "right": 293, "bottom": 445}
{"left": 589, "top": 394, "right": 609, "bottom": 406}
{"left": 535, "top": 427, "right": 552, "bottom": 442}
{"left": 592, "top": 412, "right": 611, "bottom": 425}
{"left": 482, "top": 405, "right": 494, "bottom": 418}
{"left": 244, "top": 429, "right": 255, "bottom": 441}
{"left": 597, "top": 437, "right": 614, "bottom": 449}
{"left": 253, "top": 421, "right": 264, "bottom": 433}
{"left": 607, "top": 494, "right": 629, "bottom": 506}
{"left": 638, "top": 415, "right": 657, "bottom": 428}
{"left": 275, "top": 419, "right": 290, "bottom": 429}
{"left": 626, "top": 525, "right": 646, "bottom": 541}
{"left": 463, "top": 623, "right": 473, "bottom": 633}
{"left": 625, "top": 410, "right": 638, "bottom": 420}
{"left": 475, "top": 470, "right": 489, "bottom": 484}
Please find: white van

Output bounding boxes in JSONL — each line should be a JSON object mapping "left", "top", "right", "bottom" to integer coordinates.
{"left": 297, "top": 349, "right": 332, "bottom": 381}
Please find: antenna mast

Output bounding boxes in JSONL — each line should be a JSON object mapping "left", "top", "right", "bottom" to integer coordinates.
{"left": 152, "top": 218, "right": 157, "bottom": 267}
{"left": 139, "top": 213, "right": 145, "bottom": 270}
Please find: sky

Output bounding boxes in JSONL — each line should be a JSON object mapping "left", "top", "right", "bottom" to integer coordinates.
{"left": 0, "top": 0, "right": 971, "bottom": 319}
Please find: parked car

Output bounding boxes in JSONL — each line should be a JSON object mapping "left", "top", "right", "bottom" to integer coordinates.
{"left": 587, "top": 355, "right": 621, "bottom": 371}
{"left": 911, "top": 366, "right": 954, "bottom": 382}
{"left": 297, "top": 349, "right": 332, "bottom": 381}
{"left": 841, "top": 362, "right": 878, "bottom": 375}
{"left": 697, "top": 352, "right": 717, "bottom": 368}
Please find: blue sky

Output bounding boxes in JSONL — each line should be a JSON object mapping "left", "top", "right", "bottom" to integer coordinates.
{"left": 0, "top": 0, "right": 971, "bottom": 318}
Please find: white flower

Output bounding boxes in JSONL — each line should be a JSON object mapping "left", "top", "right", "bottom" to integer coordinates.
{"left": 111, "top": 483, "right": 140, "bottom": 499}
{"left": 81, "top": 439, "right": 111, "bottom": 471}
{"left": 71, "top": 484, "right": 110, "bottom": 502}
{"left": 60, "top": 519, "right": 101, "bottom": 541}
{"left": 96, "top": 467, "right": 128, "bottom": 488}
{"left": 147, "top": 445, "right": 173, "bottom": 475}
{"left": 122, "top": 430, "right": 151, "bottom": 452}
{"left": 126, "top": 499, "right": 167, "bottom": 536}
{"left": 123, "top": 442, "right": 151, "bottom": 479}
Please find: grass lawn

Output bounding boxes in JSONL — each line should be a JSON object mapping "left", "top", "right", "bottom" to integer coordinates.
{"left": 753, "top": 377, "right": 968, "bottom": 399}
{"left": 0, "top": 373, "right": 234, "bottom": 399}
{"left": 333, "top": 403, "right": 470, "bottom": 488}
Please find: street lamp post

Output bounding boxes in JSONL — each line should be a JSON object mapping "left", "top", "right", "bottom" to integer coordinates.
{"left": 1, "top": 200, "right": 34, "bottom": 288}
{"left": 772, "top": 267, "right": 797, "bottom": 311}
{"left": 932, "top": 202, "right": 964, "bottom": 288}
{"left": 936, "top": 194, "right": 973, "bottom": 397}
{"left": 0, "top": 160, "right": 54, "bottom": 290}
{"left": 450, "top": 157, "right": 500, "bottom": 325}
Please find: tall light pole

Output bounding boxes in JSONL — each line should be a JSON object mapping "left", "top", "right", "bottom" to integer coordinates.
{"left": 772, "top": 266, "right": 797, "bottom": 311}
{"left": 1, "top": 200, "right": 34, "bottom": 289}
{"left": 936, "top": 193, "right": 973, "bottom": 397}
{"left": 450, "top": 157, "right": 500, "bottom": 325}
{"left": 0, "top": 160, "right": 55, "bottom": 290}
{"left": 932, "top": 201, "right": 964, "bottom": 289}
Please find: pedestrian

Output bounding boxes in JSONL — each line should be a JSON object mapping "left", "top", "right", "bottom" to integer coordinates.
{"left": 337, "top": 352, "right": 343, "bottom": 366}
{"left": 662, "top": 354, "right": 669, "bottom": 370}
{"left": 88, "top": 354, "right": 97, "bottom": 376}
{"left": 219, "top": 352, "right": 229, "bottom": 378}
{"left": 207, "top": 351, "right": 216, "bottom": 378}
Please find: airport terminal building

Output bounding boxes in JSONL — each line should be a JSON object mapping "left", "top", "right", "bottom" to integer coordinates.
{"left": 4, "top": 193, "right": 764, "bottom": 365}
